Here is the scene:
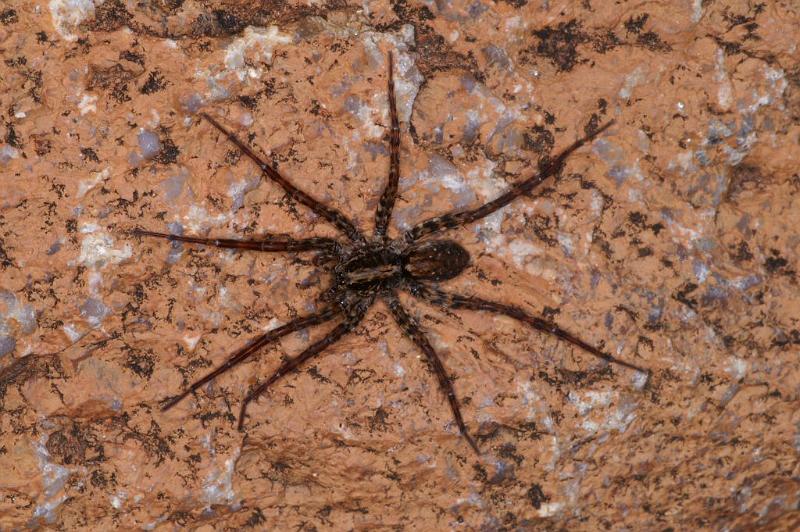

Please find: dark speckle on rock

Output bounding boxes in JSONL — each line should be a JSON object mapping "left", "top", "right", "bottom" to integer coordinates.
{"left": 139, "top": 70, "right": 168, "bottom": 94}
{"left": 532, "top": 19, "right": 588, "bottom": 72}
{"left": 0, "top": 9, "right": 18, "bottom": 25}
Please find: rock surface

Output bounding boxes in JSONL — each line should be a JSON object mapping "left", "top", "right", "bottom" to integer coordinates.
{"left": 1, "top": 0, "right": 799, "bottom": 529}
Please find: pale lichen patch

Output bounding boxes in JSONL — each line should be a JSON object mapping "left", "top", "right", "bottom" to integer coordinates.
{"left": 30, "top": 437, "right": 71, "bottom": 525}
{"left": 78, "top": 93, "right": 97, "bottom": 115}
{"left": 77, "top": 229, "right": 133, "bottom": 269}
{"left": 49, "top": 0, "right": 102, "bottom": 42}
{"left": 223, "top": 26, "right": 292, "bottom": 82}
{"left": 77, "top": 167, "right": 111, "bottom": 198}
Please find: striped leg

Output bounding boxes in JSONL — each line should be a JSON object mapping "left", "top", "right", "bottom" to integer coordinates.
{"left": 384, "top": 292, "right": 480, "bottom": 454}
{"left": 161, "top": 306, "right": 340, "bottom": 411}
{"left": 406, "top": 281, "right": 648, "bottom": 375}
{"left": 374, "top": 51, "right": 401, "bottom": 240}
{"left": 133, "top": 229, "right": 340, "bottom": 253}
{"left": 201, "top": 112, "right": 364, "bottom": 243}
{"left": 237, "top": 300, "right": 370, "bottom": 430}
{"left": 404, "top": 120, "right": 616, "bottom": 242}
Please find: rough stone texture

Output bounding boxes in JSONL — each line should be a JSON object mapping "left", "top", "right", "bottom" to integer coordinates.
{"left": 1, "top": 0, "right": 799, "bottom": 530}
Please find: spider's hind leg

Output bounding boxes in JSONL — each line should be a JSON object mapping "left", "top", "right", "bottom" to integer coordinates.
{"left": 407, "top": 281, "right": 649, "bottom": 378}
{"left": 384, "top": 292, "right": 481, "bottom": 455}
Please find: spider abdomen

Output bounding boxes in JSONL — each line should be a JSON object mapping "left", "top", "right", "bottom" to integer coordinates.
{"left": 402, "top": 240, "right": 470, "bottom": 281}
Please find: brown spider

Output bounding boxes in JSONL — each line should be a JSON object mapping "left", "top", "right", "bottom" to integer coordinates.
{"left": 135, "top": 52, "right": 647, "bottom": 454}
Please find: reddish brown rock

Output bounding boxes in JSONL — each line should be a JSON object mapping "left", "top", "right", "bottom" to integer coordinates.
{"left": 1, "top": 0, "right": 798, "bottom": 529}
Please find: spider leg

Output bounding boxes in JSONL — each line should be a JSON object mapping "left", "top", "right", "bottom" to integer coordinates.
{"left": 384, "top": 292, "right": 480, "bottom": 455}
{"left": 404, "top": 120, "right": 615, "bottom": 243}
{"left": 133, "top": 228, "right": 340, "bottom": 253}
{"left": 237, "top": 299, "right": 370, "bottom": 430}
{"left": 200, "top": 112, "right": 364, "bottom": 243}
{"left": 160, "top": 306, "right": 340, "bottom": 411}
{"left": 406, "top": 281, "right": 649, "bottom": 376}
{"left": 374, "top": 51, "right": 401, "bottom": 240}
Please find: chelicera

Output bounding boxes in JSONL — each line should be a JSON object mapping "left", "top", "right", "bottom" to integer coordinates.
{"left": 135, "top": 52, "right": 647, "bottom": 454}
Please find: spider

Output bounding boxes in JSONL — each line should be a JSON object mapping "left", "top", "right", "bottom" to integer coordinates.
{"left": 134, "top": 52, "right": 647, "bottom": 454}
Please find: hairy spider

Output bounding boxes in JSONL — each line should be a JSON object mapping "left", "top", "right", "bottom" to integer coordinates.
{"left": 135, "top": 52, "right": 647, "bottom": 454}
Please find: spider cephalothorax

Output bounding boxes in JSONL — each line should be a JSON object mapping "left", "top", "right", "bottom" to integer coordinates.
{"left": 135, "top": 52, "right": 646, "bottom": 454}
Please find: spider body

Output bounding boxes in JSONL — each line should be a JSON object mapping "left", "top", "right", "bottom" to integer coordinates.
{"left": 401, "top": 240, "right": 471, "bottom": 281}
{"left": 136, "top": 52, "right": 646, "bottom": 454}
{"left": 333, "top": 240, "right": 404, "bottom": 294}
{"left": 329, "top": 239, "right": 469, "bottom": 300}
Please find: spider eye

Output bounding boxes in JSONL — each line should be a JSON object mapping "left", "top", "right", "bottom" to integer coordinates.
{"left": 402, "top": 240, "right": 469, "bottom": 281}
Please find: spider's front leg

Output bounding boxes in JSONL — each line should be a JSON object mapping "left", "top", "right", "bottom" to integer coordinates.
{"left": 132, "top": 228, "right": 340, "bottom": 253}
{"left": 374, "top": 51, "right": 401, "bottom": 240}
{"left": 200, "top": 112, "right": 365, "bottom": 243}
{"left": 384, "top": 292, "right": 481, "bottom": 455}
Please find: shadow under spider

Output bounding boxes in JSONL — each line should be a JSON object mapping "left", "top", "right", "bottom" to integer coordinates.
{"left": 133, "top": 52, "right": 648, "bottom": 455}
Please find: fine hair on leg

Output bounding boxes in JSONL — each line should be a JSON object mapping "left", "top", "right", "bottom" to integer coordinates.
{"left": 404, "top": 120, "right": 616, "bottom": 243}
{"left": 374, "top": 51, "right": 401, "bottom": 240}
{"left": 132, "top": 228, "right": 340, "bottom": 253}
{"left": 161, "top": 306, "right": 341, "bottom": 411}
{"left": 384, "top": 292, "right": 481, "bottom": 454}
{"left": 201, "top": 112, "right": 364, "bottom": 243}
{"left": 237, "top": 300, "right": 370, "bottom": 430}
{"left": 406, "top": 280, "right": 648, "bottom": 376}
